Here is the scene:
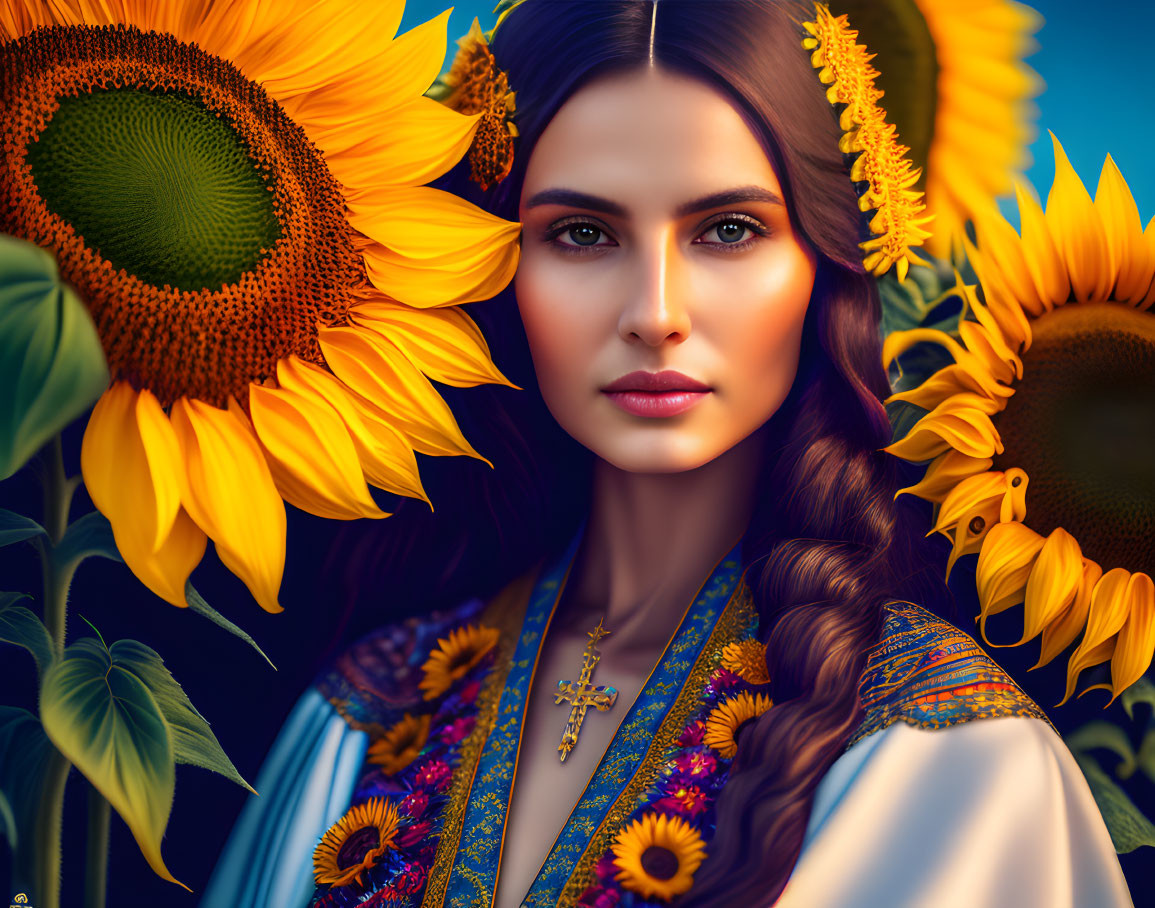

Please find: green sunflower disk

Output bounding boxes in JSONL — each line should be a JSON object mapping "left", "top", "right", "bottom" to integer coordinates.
{"left": 27, "top": 88, "right": 281, "bottom": 292}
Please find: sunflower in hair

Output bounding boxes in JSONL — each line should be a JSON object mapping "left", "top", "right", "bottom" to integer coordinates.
{"left": 829, "top": 0, "right": 1042, "bottom": 256}
{"left": 0, "top": 0, "right": 520, "bottom": 613}
{"left": 611, "top": 813, "right": 707, "bottom": 902}
{"left": 885, "top": 136, "right": 1155, "bottom": 705}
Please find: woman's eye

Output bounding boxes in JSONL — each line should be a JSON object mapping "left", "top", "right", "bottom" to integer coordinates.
{"left": 548, "top": 221, "right": 613, "bottom": 251}
{"left": 706, "top": 220, "right": 753, "bottom": 245}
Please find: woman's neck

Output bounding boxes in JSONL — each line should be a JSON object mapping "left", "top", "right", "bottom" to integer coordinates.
{"left": 564, "top": 429, "right": 766, "bottom": 645}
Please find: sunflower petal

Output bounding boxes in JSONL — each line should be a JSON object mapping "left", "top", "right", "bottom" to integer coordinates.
{"left": 1036, "top": 559, "right": 1102, "bottom": 670}
{"left": 249, "top": 381, "right": 387, "bottom": 522}
{"left": 973, "top": 205, "right": 1044, "bottom": 315}
{"left": 1061, "top": 568, "right": 1134, "bottom": 703}
{"left": 325, "top": 97, "right": 480, "bottom": 192}
{"left": 1094, "top": 155, "right": 1146, "bottom": 301}
{"left": 278, "top": 9, "right": 450, "bottom": 141}
{"left": 276, "top": 358, "right": 428, "bottom": 504}
{"left": 933, "top": 471, "right": 1007, "bottom": 536}
{"left": 975, "top": 521, "right": 1045, "bottom": 645}
{"left": 895, "top": 450, "right": 993, "bottom": 503}
{"left": 1108, "top": 573, "right": 1155, "bottom": 703}
{"left": 1017, "top": 527, "right": 1083, "bottom": 646}
{"left": 1013, "top": 180, "right": 1069, "bottom": 310}
{"left": 318, "top": 325, "right": 483, "bottom": 460}
{"left": 885, "top": 395, "right": 1004, "bottom": 462}
{"left": 170, "top": 398, "right": 285, "bottom": 613}
{"left": 351, "top": 301, "right": 515, "bottom": 389}
{"left": 1046, "top": 134, "right": 1113, "bottom": 304}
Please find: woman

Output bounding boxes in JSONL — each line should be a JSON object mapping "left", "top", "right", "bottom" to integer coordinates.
{"left": 202, "top": 1, "right": 1131, "bottom": 905}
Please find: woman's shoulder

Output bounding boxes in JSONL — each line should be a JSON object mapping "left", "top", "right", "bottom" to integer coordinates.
{"left": 848, "top": 600, "right": 1053, "bottom": 749}
{"left": 314, "top": 595, "right": 488, "bottom": 736}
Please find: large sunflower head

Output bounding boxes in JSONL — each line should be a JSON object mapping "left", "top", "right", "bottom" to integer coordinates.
{"left": 313, "top": 797, "right": 401, "bottom": 888}
{"left": 611, "top": 812, "right": 706, "bottom": 902}
{"left": 828, "top": 0, "right": 1042, "bottom": 256}
{"left": 0, "top": 0, "right": 521, "bottom": 613}
{"left": 885, "top": 136, "right": 1155, "bottom": 706}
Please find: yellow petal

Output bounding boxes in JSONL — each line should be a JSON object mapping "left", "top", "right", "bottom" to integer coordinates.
{"left": 80, "top": 384, "right": 205, "bottom": 606}
{"left": 934, "top": 471, "right": 1007, "bottom": 536}
{"left": 361, "top": 238, "right": 521, "bottom": 308}
{"left": 1046, "top": 134, "right": 1113, "bottom": 304}
{"left": 249, "top": 381, "right": 388, "bottom": 522}
{"left": 945, "top": 495, "right": 1002, "bottom": 582}
{"left": 1108, "top": 573, "right": 1155, "bottom": 703}
{"left": 1036, "top": 559, "right": 1101, "bottom": 670}
{"left": 1061, "top": 568, "right": 1133, "bottom": 703}
{"left": 975, "top": 521, "right": 1045, "bottom": 644}
{"left": 170, "top": 398, "right": 286, "bottom": 613}
{"left": 318, "top": 325, "right": 483, "bottom": 460}
{"left": 1094, "top": 155, "right": 1146, "bottom": 301}
{"left": 1018, "top": 527, "right": 1083, "bottom": 646}
{"left": 325, "top": 97, "right": 480, "bottom": 192}
{"left": 1013, "top": 180, "right": 1069, "bottom": 310}
{"left": 973, "top": 205, "right": 1044, "bottom": 316}
{"left": 964, "top": 236, "right": 1032, "bottom": 350}
{"left": 275, "top": 358, "right": 429, "bottom": 504}
{"left": 885, "top": 395, "right": 1004, "bottom": 462}
{"left": 225, "top": 0, "right": 405, "bottom": 99}
{"left": 278, "top": 9, "right": 450, "bottom": 143}
{"left": 895, "top": 450, "right": 993, "bottom": 503}
{"left": 351, "top": 301, "right": 515, "bottom": 389}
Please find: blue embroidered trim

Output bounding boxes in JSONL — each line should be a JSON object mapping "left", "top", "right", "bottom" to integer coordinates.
{"left": 524, "top": 551, "right": 743, "bottom": 905}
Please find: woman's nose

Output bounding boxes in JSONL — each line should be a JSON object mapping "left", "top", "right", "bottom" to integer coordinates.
{"left": 617, "top": 230, "right": 692, "bottom": 347}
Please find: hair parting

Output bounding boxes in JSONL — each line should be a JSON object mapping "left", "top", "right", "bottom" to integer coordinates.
{"left": 328, "top": 1, "right": 947, "bottom": 902}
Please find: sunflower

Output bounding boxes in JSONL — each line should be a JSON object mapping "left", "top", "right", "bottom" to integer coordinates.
{"left": 418, "top": 623, "right": 499, "bottom": 700}
{"left": 367, "top": 713, "right": 431, "bottom": 775}
{"left": 313, "top": 797, "right": 400, "bottom": 888}
{"left": 719, "top": 639, "right": 770, "bottom": 685}
{"left": 611, "top": 812, "right": 707, "bottom": 902}
{"left": 704, "top": 691, "right": 773, "bottom": 759}
{"left": 0, "top": 0, "right": 521, "bottom": 613}
{"left": 829, "top": 0, "right": 1041, "bottom": 256}
{"left": 885, "top": 136, "right": 1155, "bottom": 706}
{"left": 429, "top": 17, "right": 517, "bottom": 192}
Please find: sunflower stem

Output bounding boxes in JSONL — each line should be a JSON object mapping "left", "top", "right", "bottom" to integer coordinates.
{"left": 31, "top": 750, "right": 71, "bottom": 908}
{"left": 32, "top": 434, "right": 79, "bottom": 908}
{"left": 83, "top": 784, "right": 110, "bottom": 908}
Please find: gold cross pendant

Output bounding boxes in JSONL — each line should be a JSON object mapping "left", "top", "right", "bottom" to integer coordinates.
{"left": 554, "top": 618, "right": 618, "bottom": 762}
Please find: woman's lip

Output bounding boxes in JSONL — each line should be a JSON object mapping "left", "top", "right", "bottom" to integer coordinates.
{"left": 603, "top": 390, "right": 710, "bottom": 418}
{"left": 601, "top": 370, "right": 711, "bottom": 392}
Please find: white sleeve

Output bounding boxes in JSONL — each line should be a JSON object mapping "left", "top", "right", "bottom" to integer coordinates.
{"left": 198, "top": 686, "right": 368, "bottom": 908}
{"left": 778, "top": 716, "right": 1134, "bottom": 908}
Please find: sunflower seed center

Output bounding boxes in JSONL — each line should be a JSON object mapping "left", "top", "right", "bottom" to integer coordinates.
{"left": 336, "top": 825, "right": 381, "bottom": 870}
{"left": 992, "top": 303, "right": 1155, "bottom": 576}
{"left": 640, "top": 845, "right": 680, "bottom": 881}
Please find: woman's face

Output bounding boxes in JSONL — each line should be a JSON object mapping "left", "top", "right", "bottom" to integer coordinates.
{"left": 516, "top": 67, "right": 817, "bottom": 473}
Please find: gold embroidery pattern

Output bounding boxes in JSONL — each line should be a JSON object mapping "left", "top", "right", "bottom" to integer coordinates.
{"left": 846, "top": 600, "right": 1053, "bottom": 749}
{"left": 422, "top": 571, "right": 538, "bottom": 907}
{"left": 556, "top": 585, "right": 757, "bottom": 903}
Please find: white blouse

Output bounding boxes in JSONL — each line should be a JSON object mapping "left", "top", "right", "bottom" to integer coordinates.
{"left": 200, "top": 690, "right": 1133, "bottom": 908}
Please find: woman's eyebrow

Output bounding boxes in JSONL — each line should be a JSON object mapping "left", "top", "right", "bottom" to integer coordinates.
{"left": 523, "top": 185, "right": 784, "bottom": 217}
{"left": 674, "top": 186, "right": 784, "bottom": 216}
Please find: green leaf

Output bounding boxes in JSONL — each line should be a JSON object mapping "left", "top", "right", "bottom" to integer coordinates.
{"left": 1121, "top": 675, "right": 1155, "bottom": 722}
{"left": 0, "top": 233, "right": 109, "bottom": 481}
{"left": 1066, "top": 720, "right": 1138, "bottom": 778}
{"left": 1076, "top": 753, "right": 1155, "bottom": 853}
{"left": 109, "top": 638, "right": 256, "bottom": 795}
{"left": 0, "top": 509, "right": 46, "bottom": 547}
{"left": 0, "top": 789, "right": 14, "bottom": 847}
{"left": 54, "top": 510, "right": 122, "bottom": 566}
{"left": 0, "top": 706, "right": 55, "bottom": 887}
{"left": 39, "top": 636, "right": 187, "bottom": 890}
{"left": 0, "top": 592, "right": 54, "bottom": 676}
{"left": 1135, "top": 727, "right": 1155, "bottom": 785}
{"left": 186, "top": 582, "right": 276, "bottom": 670}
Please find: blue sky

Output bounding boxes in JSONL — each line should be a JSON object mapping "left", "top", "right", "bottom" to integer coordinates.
{"left": 399, "top": 0, "right": 1153, "bottom": 226}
